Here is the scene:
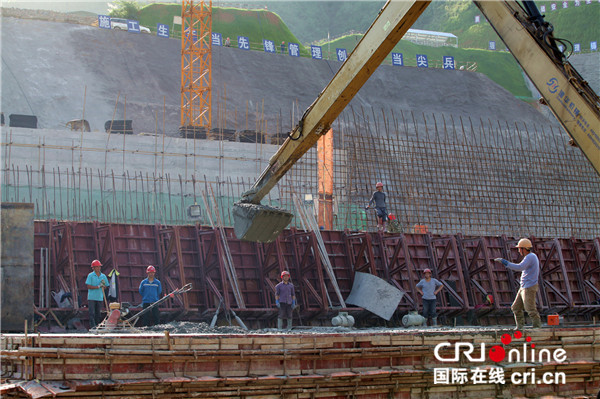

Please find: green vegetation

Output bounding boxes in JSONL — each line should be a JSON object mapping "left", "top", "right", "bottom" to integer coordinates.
{"left": 108, "top": 0, "right": 142, "bottom": 20}
{"left": 137, "top": 3, "right": 309, "bottom": 55}
{"left": 328, "top": 34, "right": 531, "bottom": 98}
{"left": 133, "top": 1, "right": 598, "bottom": 98}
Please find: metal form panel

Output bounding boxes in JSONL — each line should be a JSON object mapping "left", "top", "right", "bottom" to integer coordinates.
{"left": 25, "top": 221, "right": 600, "bottom": 330}
{"left": 457, "top": 235, "right": 517, "bottom": 318}
{"left": 1, "top": 203, "right": 35, "bottom": 332}
{"left": 571, "top": 238, "right": 600, "bottom": 315}
{"left": 534, "top": 238, "right": 574, "bottom": 313}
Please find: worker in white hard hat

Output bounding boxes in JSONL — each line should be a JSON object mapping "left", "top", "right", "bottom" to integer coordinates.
{"left": 139, "top": 265, "right": 162, "bottom": 326}
{"left": 366, "top": 182, "right": 388, "bottom": 232}
{"left": 494, "top": 238, "right": 542, "bottom": 330}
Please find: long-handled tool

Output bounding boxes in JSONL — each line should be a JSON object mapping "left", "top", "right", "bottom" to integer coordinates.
{"left": 127, "top": 283, "right": 192, "bottom": 326}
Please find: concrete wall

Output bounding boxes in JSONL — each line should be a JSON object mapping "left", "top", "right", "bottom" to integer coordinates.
{"left": 1, "top": 202, "right": 34, "bottom": 332}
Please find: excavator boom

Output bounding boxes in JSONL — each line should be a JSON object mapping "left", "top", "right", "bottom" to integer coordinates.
{"left": 233, "top": 0, "right": 431, "bottom": 242}
{"left": 233, "top": 0, "right": 600, "bottom": 243}
{"left": 475, "top": 0, "right": 600, "bottom": 173}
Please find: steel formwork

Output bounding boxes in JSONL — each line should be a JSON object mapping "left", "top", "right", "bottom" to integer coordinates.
{"left": 30, "top": 221, "right": 600, "bottom": 330}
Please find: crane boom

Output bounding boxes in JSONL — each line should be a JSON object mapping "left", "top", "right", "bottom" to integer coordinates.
{"left": 233, "top": 0, "right": 600, "bottom": 243}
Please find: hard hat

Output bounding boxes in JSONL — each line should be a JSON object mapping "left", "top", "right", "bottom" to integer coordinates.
{"left": 91, "top": 259, "right": 102, "bottom": 268}
{"left": 423, "top": 268, "right": 432, "bottom": 274}
{"left": 281, "top": 270, "right": 290, "bottom": 279}
{"left": 376, "top": 182, "right": 383, "bottom": 187}
{"left": 146, "top": 265, "right": 156, "bottom": 273}
{"left": 516, "top": 238, "right": 533, "bottom": 249}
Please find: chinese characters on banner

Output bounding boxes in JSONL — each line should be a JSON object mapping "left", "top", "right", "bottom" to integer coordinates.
{"left": 212, "top": 33, "right": 222, "bottom": 46}
{"left": 489, "top": 41, "right": 496, "bottom": 50}
{"left": 416, "top": 54, "right": 428, "bottom": 68}
{"left": 157, "top": 24, "right": 169, "bottom": 38}
{"left": 238, "top": 36, "right": 250, "bottom": 50}
{"left": 592, "top": 41, "right": 598, "bottom": 51}
{"left": 574, "top": 43, "right": 581, "bottom": 52}
{"left": 127, "top": 20, "right": 141, "bottom": 33}
{"left": 263, "top": 39, "right": 276, "bottom": 53}
{"left": 474, "top": 15, "right": 480, "bottom": 24}
{"left": 98, "top": 15, "right": 111, "bottom": 29}
{"left": 311, "top": 45, "right": 323, "bottom": 60}
{"left": 288, "top": 43, "right": 300, "bottom": 57}
{"left": 392, "top": 52, "right": 403, "bottom": 66}
{"left": 443, "top": 56, "right": 455, "bottom": 70}
{"left": 336, "top": 48, "right": 347, "bottom": 62}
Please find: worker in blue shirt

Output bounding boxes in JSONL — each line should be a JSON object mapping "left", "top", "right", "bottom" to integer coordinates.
{"left": 494, "top": 238, "right": 542, "bottom": 330}
{"left": 139, "top": 265, "right": 162, "bottom": 326}
{"left": 86, "top": 259, "right": 109, "bottom": 329}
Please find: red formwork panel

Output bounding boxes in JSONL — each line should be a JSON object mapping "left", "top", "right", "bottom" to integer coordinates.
{"left": 287, "top": 230, "right": 330, "bottom": 312}
{"left": 30, "top": 221, "right": 600, "bottom": 329}
{"left": 457, "top": 235, "right": 518, "bottom": 318}
{"left": 98, "top": 223, "right": 161, "bottom": 306}
{"left": 532, "top": 237, "right": 574, "bottom": 313}
{"left": 224, "top": 227, "right": 275, "bottom": 310}
{"left": 427, "top": 235, "right": 469, "bottom": 316}
{"left": 374, "top": 234, "right": 420, "bottom": 311}
{"left": 195, "top": 226, "right": 233, "bottom": 311}
{"left": 321, "top": 230, "right": 355, "bottom": 301}
{"left": 553, "top": 238, "right": 595, "bottom": 315}
{"left": 568, "top": 238, "right": 600, "bottom": 315}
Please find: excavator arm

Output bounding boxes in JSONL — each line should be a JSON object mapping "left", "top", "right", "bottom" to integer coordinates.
{"left": 475, "top": 0, "right": 600, "bottom": 173}
{"left": 233, "top": 0, "right": 600, "bottom": 243}
{"left": 233, "top": 0, "right": 431, "bottom": 242}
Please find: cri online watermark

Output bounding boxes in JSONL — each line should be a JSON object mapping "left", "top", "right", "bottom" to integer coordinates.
{"left": 433, "top": 331, "right": 567, "bottom": 385}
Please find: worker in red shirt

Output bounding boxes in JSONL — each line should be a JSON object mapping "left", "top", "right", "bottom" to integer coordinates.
{"left": 275, "top": 271, "right": 296, "bottom": 330}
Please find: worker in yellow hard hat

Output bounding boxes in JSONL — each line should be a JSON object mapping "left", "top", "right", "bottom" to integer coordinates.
{"left": 494, "top": 238, "right": 542, "bottom": 330}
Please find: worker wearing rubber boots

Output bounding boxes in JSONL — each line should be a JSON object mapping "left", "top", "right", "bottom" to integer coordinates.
{"left": 494, "top": 238, "right": 542, "bottom": 330}
{"left": 139, "top": 265, "right": 162, "bottom": 326}
{"left": 275, "top": 271, "right": 296, "bottom": 330}
{"left": 85, "top": 260, "right": 109, "bottom": 329}
{"left": 366, "top": 182, "right": 388, "bottom": 232}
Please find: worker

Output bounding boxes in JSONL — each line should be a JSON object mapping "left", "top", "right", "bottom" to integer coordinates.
{"left": 366, "top": 182, "right": 388, "bottom": 232}
{"left": 280, "top": 41, "right": 286, "bottom": 54}
{"left": 494, "top": 238, "right": 542, "bottom": 330}
{"left": 275, "top": 270, "right": 296, "bottom": 330}
{"left": 416, "top": 268, "right": 443, "bottom": 327}
{"left": 85, "top": 259, "right": 109, "bottom": 329}
{"left": 225, "top": 37, "right": 230, "bottom": 47}
{"left": 139, "top": 265, "right": 162, "bottom": 326}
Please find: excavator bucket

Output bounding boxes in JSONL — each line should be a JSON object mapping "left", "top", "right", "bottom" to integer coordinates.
{"left": 233, "top": 202, "right": 293, "bottom": 243}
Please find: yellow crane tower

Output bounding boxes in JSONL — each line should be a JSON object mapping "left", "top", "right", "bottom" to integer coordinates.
{"left": 181, "top": 0, "right": 212, "bottom": 131}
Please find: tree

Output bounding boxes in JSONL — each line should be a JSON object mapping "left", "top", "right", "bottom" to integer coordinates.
{"left": 108, "top": 0, "right": 142, "bottom": 20}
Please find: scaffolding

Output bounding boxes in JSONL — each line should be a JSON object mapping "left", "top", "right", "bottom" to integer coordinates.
{"left": 181, "top": 0, "right": 212, "bottom": 130}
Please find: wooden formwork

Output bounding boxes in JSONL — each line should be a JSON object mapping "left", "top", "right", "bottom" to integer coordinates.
{"left": 2, "top": 328, "right": 600, "bottom": 398}
{"left": 29, "top": 221, "right": 600, "bottom": 331}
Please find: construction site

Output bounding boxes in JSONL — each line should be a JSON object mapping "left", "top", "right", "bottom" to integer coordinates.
{"left": 1, "top": 1, "right": 600, "bottom": 398}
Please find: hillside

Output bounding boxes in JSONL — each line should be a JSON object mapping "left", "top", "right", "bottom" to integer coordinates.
{"left": 1, "top": 17, "right": 557, "bottom": 138}
{"left": 263, "top": 1, "right": 599, "bottom": 51}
